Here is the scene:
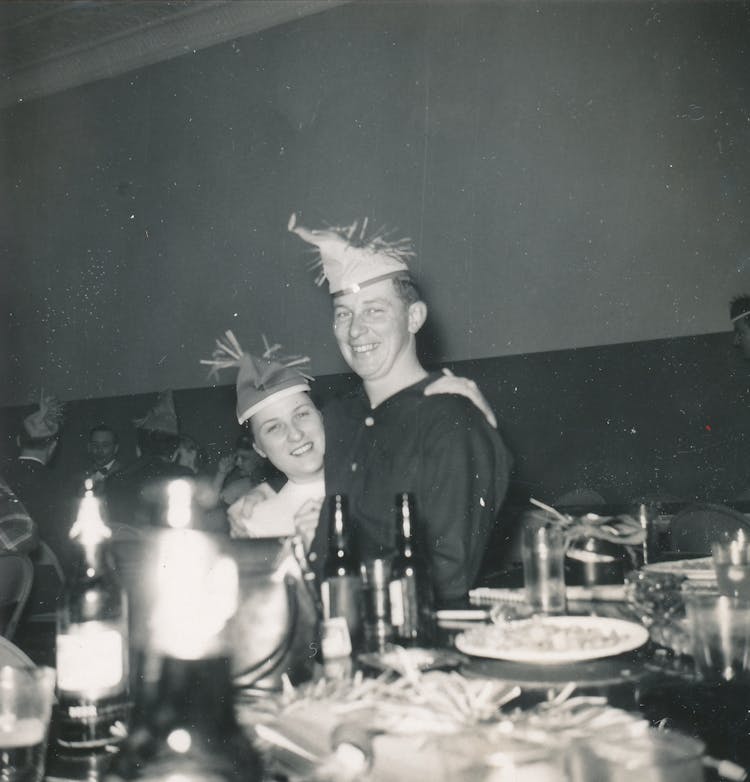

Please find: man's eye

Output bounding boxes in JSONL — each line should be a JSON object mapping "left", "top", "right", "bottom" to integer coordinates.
{"left": 366, "top": 308, "right": 383, "bottom": 316}
{"left": 334, "top": 310, "right": 351, "bottom": 322}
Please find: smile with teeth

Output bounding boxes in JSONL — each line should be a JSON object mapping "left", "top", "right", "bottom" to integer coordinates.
{"left": 351, "top": 343, "right": 378, "bottom": 354}
{"left": 290, "top": 442, "right": 313, "bottom": 456}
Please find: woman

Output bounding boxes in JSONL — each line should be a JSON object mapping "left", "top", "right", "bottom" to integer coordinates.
{"left": 202, "top": 332, "right": 324, "bottom": 545}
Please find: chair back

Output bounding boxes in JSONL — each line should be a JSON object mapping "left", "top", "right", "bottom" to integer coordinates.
{"left": 0, "top": 553, "right": 34, "bottom": 640}
{"left": 669, "top": 503, "right": 750, "bottom": 555}
{"left": 35, "top": 541, "right": 64, "bottom": 582}
{"left": 24, "top": 541, "right": 65, "bottom": 623}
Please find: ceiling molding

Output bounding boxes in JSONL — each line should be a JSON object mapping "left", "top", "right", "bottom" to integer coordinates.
{"left": 0, "top": 0, "right": 348, "bottom": 110}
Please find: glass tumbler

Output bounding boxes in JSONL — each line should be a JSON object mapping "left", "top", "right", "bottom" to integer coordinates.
{"left": 521, "top": 512, "right": 567, "bottom": 615}
{"left": 0, "top": 665, "right": 56, "bottom": 782}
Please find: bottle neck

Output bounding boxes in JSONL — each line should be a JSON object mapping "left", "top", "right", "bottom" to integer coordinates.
{"left": 396, "top": 496, "right": 417, "bottom": 560}
{"left": 74, "top": 539, "right": 110, "bottom": 576}
{"left": 326, "top": 502, "right": 356, "bottom": 568}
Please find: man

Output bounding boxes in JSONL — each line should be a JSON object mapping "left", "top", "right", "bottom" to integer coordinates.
{"left": 3, "top": 392, "right": 67, "bottom": 614}
{"left": 79, "top": 425, "right": 122, "bottom": 492}
{"left": 731, "top": 294, "right": 750, "bottom": 360}
{"left": 289, "top": 214, "right": 512, "bottom": 608}
{"left": 3, "top": 392, "right": 68, "bottom": 561}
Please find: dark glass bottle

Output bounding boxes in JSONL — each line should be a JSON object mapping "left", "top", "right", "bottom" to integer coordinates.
{"left": 55, "top": 480, "right": 130, "bottom": 750}
{"left": 321, "top": 494, "right": 363, "bottom": 652}
{"left": 388, "top": 493, "right": 435, "bottom": 646}
{"left": 105, "top": 478, "right": 263, "bottom": 782}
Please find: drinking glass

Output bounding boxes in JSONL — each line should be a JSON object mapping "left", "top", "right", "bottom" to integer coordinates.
{"left": 0, "top": 666, "right": 56, "bottom": 782}
{"left": 573, "top": 728, "right": 704, "bottom": 782}
{"left": 360, "top": 559, "right": 393, "bottom": 652}
{"left": 712, "top": 536, "right": 750, "bottom": 600}
{"left": 521, "top": 512, "right": 566, "bottom": 615}
{"left": 684, "top": 591, "right": 750, "bottom": 682}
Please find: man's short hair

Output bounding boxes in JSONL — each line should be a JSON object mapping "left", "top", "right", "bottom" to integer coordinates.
{"left": 730, "top": 294, "right": 750, "bottom": 324}
{"left": 392, "top": 275, "right": 422, "bottom": 306}
{"left": 136, "top": 428, "right": 179, "bottom": 459}
{"left": 89, "top": 424, "right": 119, "bottom": 444}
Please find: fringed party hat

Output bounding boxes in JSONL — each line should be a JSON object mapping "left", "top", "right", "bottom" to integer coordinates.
{"left": 201, "top": 331, "right": 313, "bottom": 424}
{"left": 134, "top": 391, "right": 179, "bottom": 435}
{"left": 288, "top": 212, "right": 415, "bottom": 298}
{"left": 23, "top": 390, "right": 64, "bottom": 439}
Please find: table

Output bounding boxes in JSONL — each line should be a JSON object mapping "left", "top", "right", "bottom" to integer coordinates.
{"left": 17, "top": 583, "right": 747, "bottom": 781}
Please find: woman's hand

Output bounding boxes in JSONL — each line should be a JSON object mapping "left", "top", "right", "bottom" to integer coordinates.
{"left": 424, "top": 368, "right": 497, "bottom": 429}
{"left": 227, "top": 482, "right": 276, "bottom": 537}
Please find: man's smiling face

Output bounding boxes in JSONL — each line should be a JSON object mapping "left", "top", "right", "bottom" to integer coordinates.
{"left": 332, "top": 279, "right": 416, "bottom": 383}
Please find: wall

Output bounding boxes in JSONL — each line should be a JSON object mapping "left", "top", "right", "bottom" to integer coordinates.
{"left": 2, "top": 1, "right": 750, "bottom": 408}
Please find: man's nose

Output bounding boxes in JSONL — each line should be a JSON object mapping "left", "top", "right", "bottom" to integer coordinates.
{"left": 349, "top": 313, "right": 366, "bottom": 339}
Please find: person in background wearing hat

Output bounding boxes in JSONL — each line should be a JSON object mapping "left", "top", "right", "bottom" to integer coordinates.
{"left": 3, "top": 392, "right": 67, "bottom": 618}
{"left": 213, "top": 432, "right": 281, "bottom": 508}
{"left": 203, "top": 333, "right": 324, "bottom": 548}
{"left": 105, "top": 391, "right": 192, "bottom": 532}
{"left": 286, "top": 215, "right": 512, "bottom": 609}
{"left": 731, "top": 294, "right": 750, "bottom": 361}
{"left": 3, "top": 391, "right": 65, "bottom": 558}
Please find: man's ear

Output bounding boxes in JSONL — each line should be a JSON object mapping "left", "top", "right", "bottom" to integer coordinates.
{"left": 252, "top": 443, "right": 267, "bottom": 460}
{"left": 407, "top": 301, "right": 427, "bottom": 334}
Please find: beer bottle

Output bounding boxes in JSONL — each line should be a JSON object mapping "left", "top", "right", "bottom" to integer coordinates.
{"left": 105, "top": 478, "right": 263, "bottom": 782}
{"left": 55, "top": 479, "right": 130, "bottom": 750}
{"left": 388, "top": 493, "right": 435, "bottom": 646}
{"left": 321, "top": 494, "right": 363, "bottom": 654}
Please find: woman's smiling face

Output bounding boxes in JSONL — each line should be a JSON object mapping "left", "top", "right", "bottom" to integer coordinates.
{"left": 250, "top": 391, "right": 325, "bottom": 483}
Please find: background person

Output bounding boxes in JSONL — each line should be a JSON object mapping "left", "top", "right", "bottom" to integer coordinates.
{"left": 214, "top": 432, "right": 281, "bottom": 507}
{"left": 75, "top": 424, "right": 122, "bottom": 494}
{"left": 3, "top": 391, "right": 67, "bottom": 562}
{"left": 105, "top": 391, "right": 192, "bottom": 532}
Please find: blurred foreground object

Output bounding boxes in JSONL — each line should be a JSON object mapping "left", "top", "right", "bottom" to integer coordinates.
{"left": 105, "top": 479, "right": 263, "bottom": 782}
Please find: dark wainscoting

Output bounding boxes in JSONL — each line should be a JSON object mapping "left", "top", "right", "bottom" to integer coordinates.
{"left": 1, "top": 332, "right": 747, "bottom": 574}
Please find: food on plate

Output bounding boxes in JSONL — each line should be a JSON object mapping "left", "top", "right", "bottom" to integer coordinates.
{"left": 456, "top": 615, "right": 649, "bottom": 663}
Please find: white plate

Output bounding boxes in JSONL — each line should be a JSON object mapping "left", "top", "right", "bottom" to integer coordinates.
{"left": 454, "top": 615, "right": 649, "bottom": 664}
{"left": 641, "top": 557, "right": 716, "bottom": 581}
